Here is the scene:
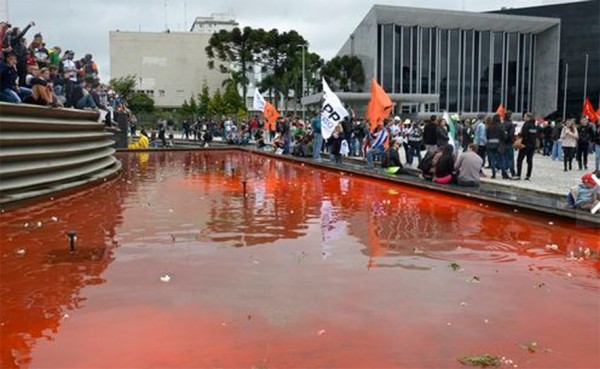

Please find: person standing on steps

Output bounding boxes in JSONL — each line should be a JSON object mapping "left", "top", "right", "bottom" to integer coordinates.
{"left": 515, "top": 113, "right": 538, "bottom": 181}
{"left": 561, "top": 119, "right": 578, "bottom": 172}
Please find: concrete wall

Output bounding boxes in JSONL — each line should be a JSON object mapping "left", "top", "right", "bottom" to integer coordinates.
{"left": 337, "top": 8, "right": 378, "bottom": 92}
{"left": 532, "top": 24, "right": 560, "bottom": 116}
{"left": 109, "top": 31, "right": 227, "bottom": 108}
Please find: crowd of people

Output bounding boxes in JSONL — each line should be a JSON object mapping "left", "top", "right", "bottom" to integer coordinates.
{"left": 205, "top": 109, "right": 598, "bottom": 212}
{"left": 0, "top": 20, "right": 116, "bottom": 112}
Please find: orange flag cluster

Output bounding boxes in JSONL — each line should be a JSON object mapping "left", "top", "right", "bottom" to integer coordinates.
{"left": 366, "top": 79, "right": 393, "bottom": 132}
{"left": 582, "top": 98, "right": 599, "bottom": 123}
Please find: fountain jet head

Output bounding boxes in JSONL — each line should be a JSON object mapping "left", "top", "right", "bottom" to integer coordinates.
{"left": 67, "top": 231, "right": 77, "bottom": 253}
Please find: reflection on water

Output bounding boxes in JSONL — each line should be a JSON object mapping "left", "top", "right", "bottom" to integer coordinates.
{"left": 0, "top": 151, "right": 598, "bottom": 369}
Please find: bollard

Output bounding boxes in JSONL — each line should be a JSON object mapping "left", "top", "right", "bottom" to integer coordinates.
{"left": 67, "top": 231, "right": 77, "bottom": 253}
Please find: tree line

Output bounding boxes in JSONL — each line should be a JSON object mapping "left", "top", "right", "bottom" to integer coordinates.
{"left": 109, "top": 26, "right": 366, "bottom": 121}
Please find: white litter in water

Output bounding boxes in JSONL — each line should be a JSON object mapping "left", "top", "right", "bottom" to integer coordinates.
{"left": 446, "top": 322, "right": 452, "bottom": 326}
{"left": 484, "top": 319, "right": 489, "bottom": 324}
{"left": 62, "top": 313, "right": 69, "bottom": 319}
{"left": 51, "top": 216, "right": 58, "bottom": 222}
{"left": 37, "top": 221, "right": 42, "bottom": 227}
{"left": 317, "top": 329, "right": 326, "bottom": 336}
{"left": 253, "top": 260, "right": 260, "bottom": 265}
{"left": 15, "top": 248, "right": 26, "bottom": 256}
{"left": 545, "top": 244, "right": 559, "bottom": 251}
{"left": 460, "top": 302, "right": 467, "bottom": 307}
{"left": 24, "top": 223, "right": 29, "bottom": 228}
{"left": 548, "top": 221, "right": 554, "bottom": 225}
{"left": 169, "top": 209, "right": 174, "bottom": 213}
{"left": 160, "top": 274, "right": 172, "bottom": 283}
{"left": 566, "top": 273, "right": 572, "bottom": 277}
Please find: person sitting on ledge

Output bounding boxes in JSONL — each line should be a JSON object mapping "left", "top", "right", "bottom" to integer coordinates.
{"left": 0, "top": 52, "right": 32, "bottom": 103}
{"left": 454, "top": 143, "right": 484, "bottom": 187}
{"left": 433, "top": 144, "right": 456, "bottom": 184}
{"left": 382, "top": 138, "right": 408, "bottom": 175}
{"left": 567, "top": 172, "right": 600, "bottom": 213}
{"left": 70, "top": 79, "right": 98, "bottom": 110}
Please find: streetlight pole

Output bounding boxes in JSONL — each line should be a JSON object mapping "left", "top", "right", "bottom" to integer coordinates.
{"left": 298, "top": 44, "right": 307, "bottom": 122}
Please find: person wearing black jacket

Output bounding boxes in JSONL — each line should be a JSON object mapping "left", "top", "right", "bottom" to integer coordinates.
{"left": 0, "top": 53, "right": 32, "bottom": 103}
{"left": 576, "top": 117, "right": 594, "bottom": 170}
{"left": 382, "top": 138, "right": 407, "bottom": 175}
{"left": 3, "top": 21, "right": 35, "bottom": 87}
{"left": 486, "top": 114, "right": 506, "bottom": 179}
{"left": 423, "top": 115, "right": 438, "bottom": 153}
{"left": 436, "top": 119, "right": 450, "bottom": 148}
{"left": 515, "top": 113, "right": 538, "bottom": 180}
{"left": 501, "top": 111, "right": 516, "bottom": 178}
{"left": 592, "top": 121, "right": 600, "bottom": 172}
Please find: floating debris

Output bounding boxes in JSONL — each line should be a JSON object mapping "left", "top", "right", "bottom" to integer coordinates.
{"left": 449, "top": 262, "right": 461, "bottom": 271}
{"left": 159, "top": 274, "right": 172, "bottom": 283}
{"left": 460, "top": 302, "right": 468, "bottom": 307}
{"left": 545, "top": 244, "right": 559, "bottom": 251}
{"left": 15, "top": 248, "right": 26, "bottom": 256}
{"left": 317, "top": 329, "right": 326, "bottom": 336}
{"left": 413, "top": 247, "right": 425, "bottom": 255}
{"left": 548, "top": 221, "right": 554, "bottom": 226}
{"left": 458, "top": 354, "right": 501, "bottom": 367}
{"left": 51, "top": 216, "right": 59, "bottom": 222}
{"left": 37, "top": 221, "right": 42, "bottom": 227}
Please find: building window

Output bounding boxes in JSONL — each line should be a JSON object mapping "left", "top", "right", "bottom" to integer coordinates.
{"left": 158, "top": 90, "right": 165, "bottom": 97}
{"left": 145, "top": 90, "right": 155, "bottom": 98}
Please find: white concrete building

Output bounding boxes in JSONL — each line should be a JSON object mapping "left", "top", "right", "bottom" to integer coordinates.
{"left": 109, "top": 30, "right": 227, "bottom": 108}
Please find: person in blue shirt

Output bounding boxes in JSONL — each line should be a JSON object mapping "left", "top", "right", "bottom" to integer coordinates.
{"left": 311, "top": 115, "right": 322, "bottom": 160}
{"left": 367, "top": 122, "right": 389, "bottom": 168}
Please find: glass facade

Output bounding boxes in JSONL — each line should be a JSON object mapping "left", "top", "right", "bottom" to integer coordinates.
{"left": 376, "top": 24, "right": 536, "bottom": 113}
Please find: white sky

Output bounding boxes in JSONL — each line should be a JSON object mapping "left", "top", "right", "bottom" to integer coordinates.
{"left": 7, "top": 0, "right": 558, "bottom": 82}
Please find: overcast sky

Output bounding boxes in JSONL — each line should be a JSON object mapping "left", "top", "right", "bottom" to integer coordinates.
{"left": 8, "top": 0, "right": 554, "bottom": 82}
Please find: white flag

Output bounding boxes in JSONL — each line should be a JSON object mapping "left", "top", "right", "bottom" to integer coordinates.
{"left": 253, "top": 88, "right": 266, "bottom": 111}
{"left": 321, "top": 78, "right": 348, "bottom": 140}
{"left": 442, "top": 111, "right": 455, "bottom": 149}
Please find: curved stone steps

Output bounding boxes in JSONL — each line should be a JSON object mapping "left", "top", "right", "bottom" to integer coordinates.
{"left": 0, "top": 102, "right": 121, "bottom": 205}
{"left": 0, "top": 140, "right": 115, "bottom": 161}
{"left": 0, "top": 161, "right": 122, "bottom": 204}
{"left": 0, "top": 156, "right": 119, "bottom": 192}
{"left": 0, "top": 131, "right": 113, "bottom": 145}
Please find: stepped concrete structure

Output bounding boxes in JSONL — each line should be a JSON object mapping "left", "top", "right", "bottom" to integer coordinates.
{"left": 0, "top": 103, "right": 121, "bottom": 205}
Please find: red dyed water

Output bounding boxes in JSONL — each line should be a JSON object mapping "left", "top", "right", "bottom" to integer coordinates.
{"left": 1, "top": 151, "right": 598, "bottom": 369}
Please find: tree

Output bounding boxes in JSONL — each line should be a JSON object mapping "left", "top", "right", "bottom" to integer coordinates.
{"left": 223, "top": 83, "right": 245, "bottom": 116}
{"left": 256, "top": 29, "right": 307, "bottom": 110}
{"left": 128, "top": 91, "right": 155, "bottom": 114}
{"left": 109, "top": 75, "right": 137, "bottom": 102}
{"left": 321, "top": 55, "right": 365, "bottom": 92}
{"left": 180, "top": 95, "right": 198, "bottom": 118}
{"left": 197, "top": 83, "right": 210, "bottom": 117}
{"left": 205, "top": 27, "right": 262, "bottom": 105}
{"left": 208, "top": 89, "right": 226, "bottom": 117}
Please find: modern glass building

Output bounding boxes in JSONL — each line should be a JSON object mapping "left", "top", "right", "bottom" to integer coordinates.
{"left": 495, "top": 0, "right": 600, "bottom": 118}
{"left": 338, "top": 5, "right": 561, "bottom": 116}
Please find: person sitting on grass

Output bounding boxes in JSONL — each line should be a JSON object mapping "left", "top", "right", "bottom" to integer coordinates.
{"left": 567, "top": 172, "right": 600, "bottom": 213}
{"left": 454, "top": 143, "right": 484, "bottom": 187}
{"left": 382, "top": 138, "right": 408, "bottom": 175}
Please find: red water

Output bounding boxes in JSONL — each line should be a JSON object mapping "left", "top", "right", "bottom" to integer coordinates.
{"left": 1, "top": 151, "right": 598, "bottom": 369}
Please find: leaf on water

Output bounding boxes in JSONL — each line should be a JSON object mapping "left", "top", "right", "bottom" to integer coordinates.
{"left": 458, "top": 354, "right": 501, "bottom": 367}
{"left": 450, "top": 262, "right": 461, "bottom": 271}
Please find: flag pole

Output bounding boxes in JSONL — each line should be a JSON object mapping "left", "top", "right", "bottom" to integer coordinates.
{"left": 563, "top": 63, "right": 568, "bottom": 121}
{"left": 583, "top": 53, "right": 588, "bottom": 104}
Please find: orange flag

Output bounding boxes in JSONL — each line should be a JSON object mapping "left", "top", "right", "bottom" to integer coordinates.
{"left": 366, "top": 78, "right": 393, "bottom": 131}
{"left": 263, "top": 101, "right": 280, "bottom": 131}
{"left": 596, "top": 106, "right": 600, "bottom": 121}
{"left": 582, "top": 98, "right": 598, "bottom": 122}
{"left": 496, "top": 104, "right": 506, "bottom": 119}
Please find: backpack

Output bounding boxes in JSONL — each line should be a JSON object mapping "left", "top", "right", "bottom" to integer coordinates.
{"left": 408, "top": 126, "right": 423, "bottom": 143}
